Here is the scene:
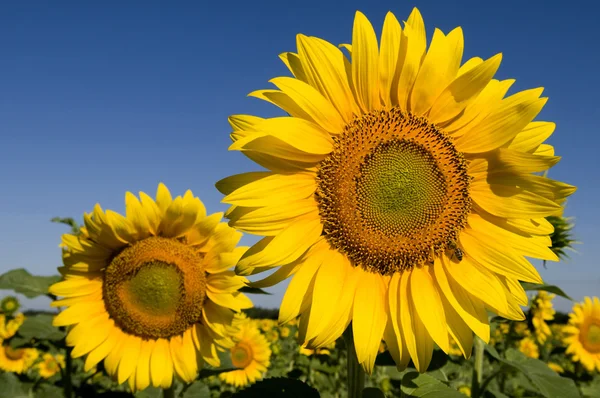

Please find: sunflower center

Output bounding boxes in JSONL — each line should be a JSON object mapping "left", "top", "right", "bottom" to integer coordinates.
{"left": 316, "top": 108, "right": 470, "bottom": 275}
{"left": 585, "top": 323, "right": 600, "bottom": 352}
{"left": 4, "top": 347, "right": 24, "bottom": 361}
{"left": 103, "top": 236, "right": 207, "bottom": 339}
{"left": 231, "top": 342, "right": 253, "bottom": 369}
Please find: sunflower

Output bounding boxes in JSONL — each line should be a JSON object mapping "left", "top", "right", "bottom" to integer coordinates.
{"left": 563, "top": 296, "right": 600, "bottom": 372}
{"left": 531, "top": 291, "right": 555, "bottom": 344}
{"left": 1, "top": 296, "right": 20, "bottom": 315}
{"left": 49, "top": 183, "right": 252, "bottom": 391}
{"left": 0, "top": 313, "right": 25, "bottom": 340}
{"left": 518, "top": 337, "right": 539, "bottom": 359}
{"left": 219, "top": 313, "right": 271, "bottom": 388}
{"left": 216, "top": 7, "right": 575, "bottom": 373}
{"left": 0, "top": 343, "right": 38, "bottom": 373}
{"left": 37, "top": 353, "right": 65, "bottom": 379}
{"left": 280, "top": 326, "right": 291, "bottom": 338}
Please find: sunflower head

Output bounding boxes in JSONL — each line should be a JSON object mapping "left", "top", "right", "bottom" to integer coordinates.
{"left": 219, "top": 313, "right": 272, "bottom": 388}
{"left": 49, "top": 183, "right": 252, "bottom": 391}
{"left": 1, "top": 296, "right": 20, "bottom": 315}
{"left": 518, "top": 337, "right": 540, "bottom": 359}
{"left": 218, "top": 7, "right": 575, "bottom": 373}
{"left": 37, "top": 353, "right": 65, "bottom": 379}
{"left": 563, "top": 296, "right": 600, "bottom": 372}
{"left": 531, "top": 291, "right": 555, "bottom": 344}
{"left": 0, "top": 344, "right": 39, "bottom": 374}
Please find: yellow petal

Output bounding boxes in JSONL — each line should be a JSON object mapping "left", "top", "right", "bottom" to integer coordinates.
{"left": 149, "top": 339, "right": 169, "bottom": 387}
{"left": 84, "top": 327, "right": 120, "bottom": 372}
{"left": 138, "top": 192, "right": 161, "bottom": 235}
{"left": 379, "top": 12, "right": 402, "bottom": 107}
{"left": 440, "top": 292, "right": 474, "bottom": 359}
{"left": 388, "top": 273, "right": 410, "bottom": 370}
{"left": 435, "top": 257, "right": 490, "bottom": 341}
{"left": 411, "top": 27, "right": 463, "bottom": 116}
{"left": 428, "top": 53, "right": 502, "bottom": 124}
{"left": 236, "top": 217, "right": 322, "bottom": 273}
{"left": 268, "top": 78, "right": 345, "bottom": 134}
{"left": 278, "top": 243, "right": 324, "bottom": 324}
{"left": 396, "top": 8, "right": 426, "bottom": 110}
{"left": 70, "top": 318, "right": 113, "bottom": 358}
{"left": 136, "top": 340, "right": 154, "bottom": 391}
{"left": 456, "top": 93, "right": 547, "bottom": 153}
{"left": 125, "top": 192, "right": 151, "bottom": 240}
{"left": 50, "top": 278, "right": 102, "bottom": 298}
{"left": 506, "top": 121, "right": 555, "bottom": 153}
{"left": 118, "top": 334, "right": 142, "bottom": 384}
{"left": 410, "top": 266, "right": 449, "bottom": 353}
{"left": 227, "top": 198, "right": 318, "bottom": 236}
{"left": 155, "top": 183, "right": 172, "bottom": 215}
{"left": 219, "top": 172, "right": 316, "bottom": 208}
{"left": 351, "top": 11, "right": 380, "bottom": 112}
{"left": 471, "top": 181, "right": 562, "bottom": 218}
{"left": 444, "top": 255, "right": 509, "bottom": 314}
{"left": 279, "top": 52, "right": 309, "bottom": 83}
{"left": 53, "top": 299, "right": 106, "bottom": 326}
{"left": 352, "top": 270, "right": 387, "bottom": 374}
{"left": 400, "top": 269, "right": 433, "bottom": 372}
{"left": 228, "top": 114, "right": 264, "bottom": 132}
{"left": 230, "top": 132, "right": 325, "bottom": 165}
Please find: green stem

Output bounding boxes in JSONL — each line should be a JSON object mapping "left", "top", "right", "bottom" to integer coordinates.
{"left": 471, "top": 336, "right": 485, "bottom": 398}
{"left": 343, "top": 324, "right": 365, "bottom": 398}
{"left": 163, "top": 384, "right": 176, "bottom": 398}
{"left": 64, "top": 346, "right": 73, "bottom": 398}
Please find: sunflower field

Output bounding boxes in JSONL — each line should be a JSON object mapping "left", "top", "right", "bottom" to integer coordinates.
{"left": 1, "top": 5, "right": 599, "bottom": 398}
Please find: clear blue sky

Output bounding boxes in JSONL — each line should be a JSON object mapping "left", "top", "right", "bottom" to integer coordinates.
{"left": 1, "top": 0, "right": 598, "bottom": 312}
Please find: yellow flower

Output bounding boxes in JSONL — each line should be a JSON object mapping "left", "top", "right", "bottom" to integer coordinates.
{"left": 37, "top": 353, "right": 65, "bottom": 379}
{"left": 514, "top": 322, "right": 531, "bottom": 337}
{"left": 49, "top": 184, "right": 252, "bottom": 392}
{"left": 499, "top": 323, "right": 510, "bottom": 334}
{"left": 518, "top": 337, "right": 540, "bottom": 359}
{"left": 217, "top": 7, "right": 574, "bottom": 373}
{"left": 266, "top": 330, "right": 279, "bottom": 343}
{"left": 280, "top": 326, "right": 291, "bottom": 338}
{"left": 259, "top": 319, "right": 274, "bottom": 332}
{"left": 0, "top": 313, "right": 25, "bottom": 340}
{"left": 548, "top": 362, "right": 564, "bottom": 373}
{"left": 531, "top": 291, "right": 555, "bottom": 344}
{"left": 220, "top": 314, "right": 271, "bottom": 388}
{"left": 458, "top": 385, "right": 471, "bottom": 397}
{"left": 0, "top": 344, "right": 38, "bottom": 373}
{"left": 563, "top": 296, "right": 600, "bottom": 372}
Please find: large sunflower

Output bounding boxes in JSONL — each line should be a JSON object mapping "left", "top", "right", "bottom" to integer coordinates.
{"left": 216, "top": 8, "right": 576, "bottom": 373}
{"left": 219, "top": 313, "right": 271, "bottom": 387}
{"left": 564, "top": 297, "right": 600, "bottom": 372}
{"left": 49, "top": 184, "right": 252, "bottom": 391}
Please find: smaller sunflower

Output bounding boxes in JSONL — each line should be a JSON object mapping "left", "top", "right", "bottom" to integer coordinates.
{"left": 518, "top": 337, "right": 540, "bottom": 359}
{"left": 280, "top": 326, "right": 291, "bottom": 338}
{"left": 458, "top": 385, "right": 472, "bottom": 397}
{"left": 0, "top": 313, "right": 25, "bottom": 340}
{"left": 514, "top": 322, "right": 531, "bottom": 337}
{"left": 531, "top": 291, "right": 555, "bottom": 344}
{"left": 37, "top": 353, "right": 65, "bottom": 379}
{"left": 1, "top": 296, "right": 20, "bottom": 315}
{"left": 259, "top": 319, "right": 275, "bottom": 333}
{"left": 0, "top": 343, "right": 39, "bottom": 373}
{"left": 220, "top": 314, "right": 271, "bottom": 388}
{"left": 564, "top": 296, "right": 600, "bottom": 372}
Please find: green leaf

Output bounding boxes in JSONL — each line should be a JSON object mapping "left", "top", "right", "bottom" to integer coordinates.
{"left": 520, "top": 282, "right": 572, "bottom": 300}
{"left": 239, "top": 286, "right": 272, "bottom": 295}
{"left": 0, "top": 268, "right": 60, "bottom": 298}
{"left": 51, "top": 216, "right": 81, "bottom": 234}
{"left": 135, "top": 387, "right": 162, "bottom": 398}
{"left": 8, "top": 336, "right": 30, "bottom": 348}
{"left": 0, "top": 373, "right": 29, "bottom": 398}
{"left": 485, "top": 347, "right": 580, "bottom": 398}
{"left": 182, "top": 381, "right": 211, "bottom": 398}
{"left": 18, "top": 314, "right": 65, "bottom": 341}
{"left": 34, "top": 384, "right": 63, "bottom": 398}
{"left": 400, "top": 371, "right": 464, "bottom": 397}
{"left": 362, "top": 387, "right": 386, "bottom": 398}
{"left": 232, "top": 377, "right": 320, "bottom": 397}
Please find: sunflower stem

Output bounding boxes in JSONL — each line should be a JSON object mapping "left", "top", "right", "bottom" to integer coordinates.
{"left": 471, "top": 336, "right": 485, "bottom": 398}
{"left": 64, "top": 346, "right": 73, "bottom": 398}
{"left": 163, "top": 385, "right": 176, "bottom": 398}
{"left": 343, "top": 324, "right": 365, "bottom": 398}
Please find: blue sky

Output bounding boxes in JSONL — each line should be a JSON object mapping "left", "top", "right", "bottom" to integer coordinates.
{"left": 0, "top": 0, "right": 598, "bottom": 313}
